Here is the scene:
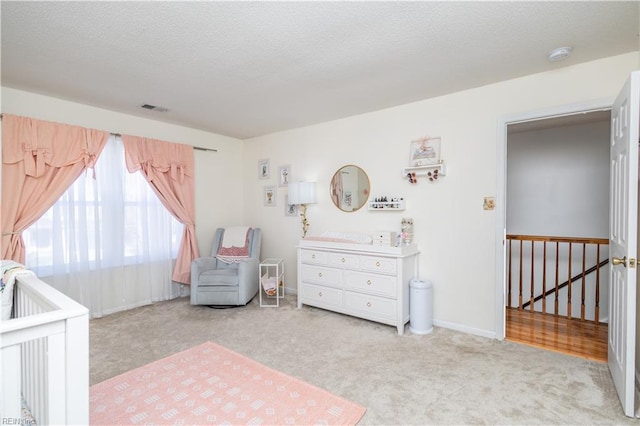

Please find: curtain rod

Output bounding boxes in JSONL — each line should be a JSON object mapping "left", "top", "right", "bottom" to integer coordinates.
{"left": 0, "top": 114, "right": 217, "bottom": 152}
{"left": 109, "top": 133, "right": 217, "bottom": 152}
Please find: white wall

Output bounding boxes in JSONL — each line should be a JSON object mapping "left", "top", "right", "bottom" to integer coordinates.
{"left": 507, "top": 120, "right": 610, "bottom": 238}
{"left": 2, "top": 52, "right": 637, "bottom": 337}
{"left": 0, "top": 87, "right": 245, "bottom": 258}
{"left": 243, "top": 52, "right": 639, "bottom": 337}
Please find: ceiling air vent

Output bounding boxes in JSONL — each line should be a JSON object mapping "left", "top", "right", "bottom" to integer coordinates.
{"left": 140, "top": 104, "right": 168, "bottom": 113}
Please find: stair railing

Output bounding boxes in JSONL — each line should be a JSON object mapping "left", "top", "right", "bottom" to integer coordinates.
{"left": 506, "top": 234, "right": 609, "bottom": 324}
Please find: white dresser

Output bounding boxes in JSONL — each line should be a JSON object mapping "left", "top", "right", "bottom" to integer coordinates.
{"left": 297, "top": 239, "right": 419, "bottom": 335}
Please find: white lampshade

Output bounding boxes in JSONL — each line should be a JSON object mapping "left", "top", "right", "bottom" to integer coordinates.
{"left": 288, "top": 181, "right": 316, "bottom": 205}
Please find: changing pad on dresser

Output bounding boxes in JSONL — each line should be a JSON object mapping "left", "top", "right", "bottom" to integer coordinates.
{"left": 303, "top": 231, "right": 373, "bottom": 245}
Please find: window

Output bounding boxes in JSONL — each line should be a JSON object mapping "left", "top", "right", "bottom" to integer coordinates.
{"left": 24, "top": 136, "right": 181, "bottom": 279}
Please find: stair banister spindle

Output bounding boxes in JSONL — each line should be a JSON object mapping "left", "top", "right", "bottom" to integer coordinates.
{"left": 508, "top": 239, "right": 513, "bottom": 308}
{"left": 555, "top": 241, "right": 560, "bottom": 316}
{"left": 542, "top": 242, "right": 547, "bottom": 315}
{"left": 567, "top": 243, "right": 572, "bottom": 319}
{"left": 595, "top": 244, "right": 601, "bottom": 325}
{"left": 530, "top": 240, "right": 535, "bottom": 312}
{"left": 519, "top": 239, "right": 523, "bottom": 310}
{"left": 581, "top": 243, "right": 586, "bottom": 321}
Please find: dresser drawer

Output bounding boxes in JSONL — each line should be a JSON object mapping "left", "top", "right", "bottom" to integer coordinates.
{"left": 301, "top": 283, "right": 342, "bottom": 309}
{"left": 343, "top": 270, "right": 397, "bottom": 298}
{"left": 360, "top": 256, "right": 397, "bottom": 274}
{"left": 300, "top": 249, "right": 328, "bottom": 265}
{"left": 328, "top": 252, "right": 359, "bottom": 268}
{"left": 344, "top": 291, "right": 396, "bottom": 321}
{"left": 300, "top": 265, "right": 341, "bottom": 288}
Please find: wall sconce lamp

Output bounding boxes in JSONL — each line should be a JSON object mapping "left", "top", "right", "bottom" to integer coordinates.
{"left": 288, "top": 181, "right": 317, "bottom": 238}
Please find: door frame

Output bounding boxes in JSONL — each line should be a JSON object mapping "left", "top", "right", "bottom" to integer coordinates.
{"left": 495, "top": 98, "right": 614, "bottom": 339}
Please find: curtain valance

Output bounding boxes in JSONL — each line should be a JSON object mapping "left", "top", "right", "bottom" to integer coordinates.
{"left": 122, "top": 135, "right": 194, "bottom": 184}
{"left": 2, "top": 114, "right": 108, "bottom": 177}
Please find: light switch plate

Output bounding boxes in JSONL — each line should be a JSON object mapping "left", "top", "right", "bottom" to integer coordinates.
{"left": 483, "top": 197, "right": 495, "bottom": 210}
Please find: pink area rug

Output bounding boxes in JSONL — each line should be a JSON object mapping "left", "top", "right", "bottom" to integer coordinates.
{"left": 90, "top": 342, "right": 366, "bottom": 425}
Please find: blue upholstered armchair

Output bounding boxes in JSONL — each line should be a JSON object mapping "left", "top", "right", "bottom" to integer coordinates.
{"left": 190, "top": 227, "right": 262, "bottom": 306}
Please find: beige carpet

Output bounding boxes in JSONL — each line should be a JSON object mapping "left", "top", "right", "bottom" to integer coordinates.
{"left": 90, "top": 296, "right": 636, "bottom": 425}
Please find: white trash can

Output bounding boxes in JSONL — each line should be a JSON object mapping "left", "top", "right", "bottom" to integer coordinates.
{"left": 409, "top": 279, "right": 433, "bottom": 335}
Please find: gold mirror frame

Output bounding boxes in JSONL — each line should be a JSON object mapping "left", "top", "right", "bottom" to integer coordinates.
{"left": 329, "top": 165, "right": 370, "bottom": 212}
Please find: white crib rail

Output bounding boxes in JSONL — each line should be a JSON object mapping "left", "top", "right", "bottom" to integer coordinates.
{"left": 0, "top": 274, "right": 89, "bottom": 425}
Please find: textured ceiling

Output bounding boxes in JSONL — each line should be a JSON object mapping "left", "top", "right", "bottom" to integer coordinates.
{"left": 2, "top": 1, "right": 638, "bottom": 139}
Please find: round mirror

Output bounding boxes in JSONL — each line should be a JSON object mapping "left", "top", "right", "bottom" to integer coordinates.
{"left": 330, "top": 165, "right": 370, "bottom": 212}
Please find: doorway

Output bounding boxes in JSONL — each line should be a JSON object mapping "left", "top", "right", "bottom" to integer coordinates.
{"left": 495, "top": 103, "right": 612, "bottom": 362}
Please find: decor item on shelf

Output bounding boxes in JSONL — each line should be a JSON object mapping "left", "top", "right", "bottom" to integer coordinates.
{"left": 409, "top": 136, "right": 441, "bottom": 166}
{"left": 288, "top": 181, "right": 317, "bottom": 238}
{"left": 368, "top": 196, "right": 406, "bottom": 210}
{"left": 427, "top": 169, "right": 439, "bottom": 181}
{"left": 330, "top": 165, "right": 370, "bottom": 212}
{"left": 401, "top": 217, "right": 414, "bottom": 245}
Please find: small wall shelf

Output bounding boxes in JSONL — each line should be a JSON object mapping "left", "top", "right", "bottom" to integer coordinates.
{"left": 368, "top": 198, "right": 405, "bottom": 211}
{"left": 402, "top": 162, "right": 447, "bottom": 182}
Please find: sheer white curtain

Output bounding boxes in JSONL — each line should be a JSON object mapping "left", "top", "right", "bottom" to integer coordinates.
{"left": 23, "top": 136, "right": 183, "bottom": 317}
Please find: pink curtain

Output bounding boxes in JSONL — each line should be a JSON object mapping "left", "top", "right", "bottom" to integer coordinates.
{"left": 1, "top": 114, "right": 109, "bottom": 262}
{"left": 121, "top": 135, "right": 199, "bottom": 284}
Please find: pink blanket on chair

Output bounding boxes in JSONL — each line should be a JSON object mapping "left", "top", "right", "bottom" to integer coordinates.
{"left": 216, "top": 227, "right": 251, "bottom": 263}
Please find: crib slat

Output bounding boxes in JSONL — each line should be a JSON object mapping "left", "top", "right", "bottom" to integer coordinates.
{"left": 1, "top": 344, "right": 22, "bottom": 421}
{"left": 46, "top": 333, "right": 66, "bottom": 424}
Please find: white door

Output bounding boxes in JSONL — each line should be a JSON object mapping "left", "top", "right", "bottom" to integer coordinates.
{"left": 609, "top": 71, "right": 639, "bottom": 418}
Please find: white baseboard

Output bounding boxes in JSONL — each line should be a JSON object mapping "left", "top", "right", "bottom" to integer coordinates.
{"left": 433, "top": 319, "right": 496, "bottom": 339}
{"left": 288, "top": 291, "right": 496, "bottom": 338}
{"left": 284, "top": 286, "right": 297, "bottom": 296}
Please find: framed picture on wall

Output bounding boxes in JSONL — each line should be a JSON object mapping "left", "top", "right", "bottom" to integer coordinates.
{"left": 258, "top": 159, "right": 270, "bottom": 179}
{"left": 278, "top": 165, "right": 291, "bottom": 187}
{"left": 263, "top": 185, "right": 276, "bottom": 207}
{"left": 409, "top": 136, "right": 441, "bottom": 166}
{"left": 285, "top": 195, "right": 298, "bottom": 216}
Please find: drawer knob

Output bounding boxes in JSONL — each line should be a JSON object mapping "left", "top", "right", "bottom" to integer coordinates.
{"left": 366, "top": 302, "right": 372, "bottom": 307}
{"left": 312, "top": 254, "right": 316, "bottom": 259}
{"left": 341, "top": 257, "right": 345, "bottom": 263}
{"left": 318, "top": 272, "right": 323, "bottom": 278}
{"left": 376, "top": 261, "right": 380, "bottom": 267}
{"left": 319, "top": 292, "right": 323, "bottom": 297}
{"left": 367, "top": 280, "right": 372, "bottom": 285}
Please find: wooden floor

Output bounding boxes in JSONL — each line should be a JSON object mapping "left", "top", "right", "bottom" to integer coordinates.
{"left": 505, "top": 307, "right": 608, "bottom": 363}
